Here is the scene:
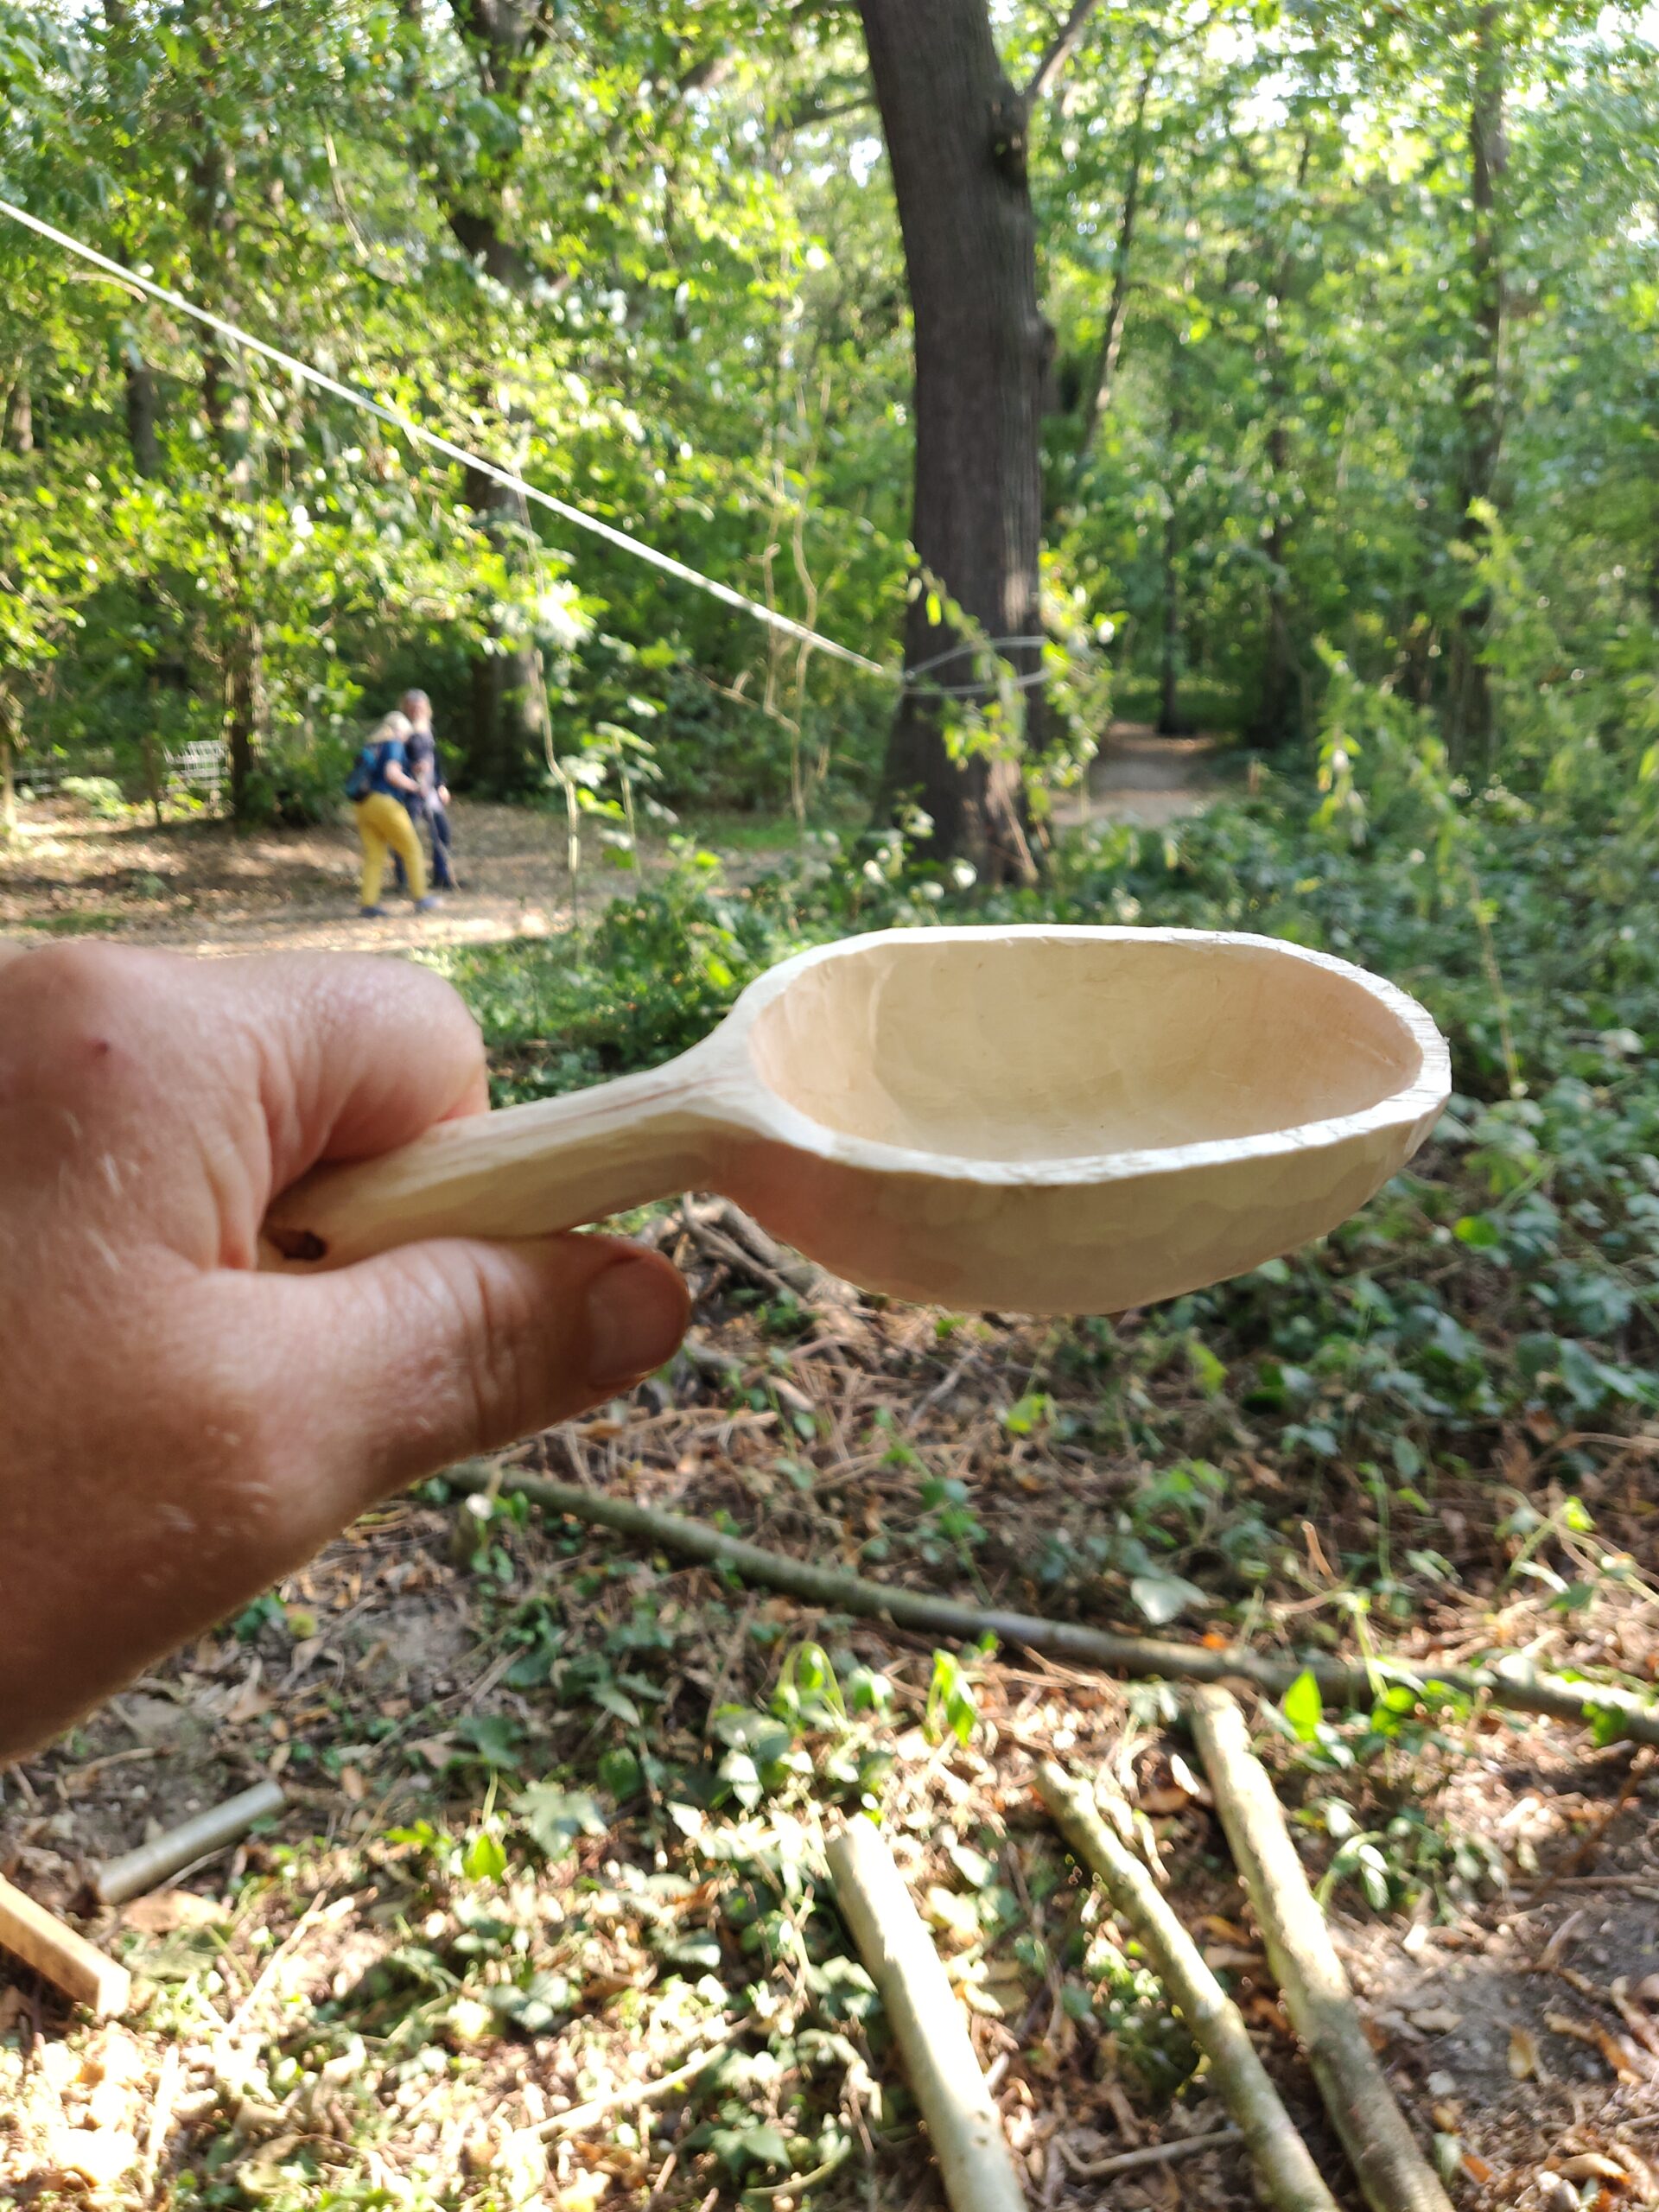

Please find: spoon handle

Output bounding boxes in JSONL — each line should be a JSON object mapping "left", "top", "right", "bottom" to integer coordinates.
{"left": 261, "top": 1058, "right": 722, "bottom": 1271}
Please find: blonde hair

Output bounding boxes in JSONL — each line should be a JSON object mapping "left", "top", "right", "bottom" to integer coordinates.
{"left": 373, "top": 710, "right": 413, "bottom": 744}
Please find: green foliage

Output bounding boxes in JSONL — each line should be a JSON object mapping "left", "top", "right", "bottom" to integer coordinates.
{"left": 440, "top": 740, "right": 1659, "bottom": 1679}
{"left": 59, "top": 774, "right": 128, "bottom": 819}
{"left": 8, "top": 0, "right": 1656, "bottom": 820}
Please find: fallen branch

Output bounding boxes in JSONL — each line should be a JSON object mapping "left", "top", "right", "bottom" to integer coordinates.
{"left": 702, "top": 1198, "right": 851, "bottom": 1305}
{"left": 1189, "top": 1688, "right": 1453, "bottom": 2212}
{"left": 676, "top": 1334, "right": 816, "bottom": 1420}
{"left": 827, "top": 1818, "right": 1027, "bottom": 2212}
{"left": 1058, "top": 2125, "right": 1240, "bottom": 2180}
{"left": 531, "top": 2020, "right": 742, "bottom": 2140}
{"left": 1037, "top": 1761, "right": 1339, "bottom": 2212}
{"left": 462, "top": 1467, "right": 1659, "bottom": 1749}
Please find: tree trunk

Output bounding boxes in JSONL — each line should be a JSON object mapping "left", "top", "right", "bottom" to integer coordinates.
{"left": 859, "top": 0, "right": 1046, "bottom": 884}
{"left": 1158, "top": 503, "right": 1185, "bottom": 735}
{"left": 202, "top": 327, "right": 260, "bottom": 822}
{"left": 3, "top": 380, "right": 32, "bottom": 454}
{"left": 420, "top": 2, "right": 552, "bottom": 793}
{"left": 1249, "top": 422, "right": 1296, "bottom": 748}
{"left": 1246, "top": 137, "right": 1311, "bottom": 752}
{"left": 193, "top": 98, "right": 263, "bottom": 823}
{"left": 1157, "top": 378, "right": 1188, "bottom": 736}
{"left": 458, "top": 378, "right": 545, "bottom": 794}
{"left": 124, "top": 351, "right": 160, "bottom": 478}
{"left": 125, "top": 349, "right": 168, "bottom": 822}
{"left": 1071, "top": 51, "right": 1154, "bottom": 488}
{"left": 0, "top": 699, "right": 16, "bottom": 839}
{"left": 1448, "top": 0, "right": 1505, "bottom": 766}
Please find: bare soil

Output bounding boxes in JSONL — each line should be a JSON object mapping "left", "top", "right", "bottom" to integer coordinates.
{"left": 0, "top": 798, "right": 592, "bottom": 958}
{"left": 0, "top": 728, "right": 1222, "bottom": 963}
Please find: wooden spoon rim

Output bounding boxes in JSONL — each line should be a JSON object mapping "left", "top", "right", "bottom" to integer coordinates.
{"left": 716, "top": 924, "right": 1451, "bottom": 1186}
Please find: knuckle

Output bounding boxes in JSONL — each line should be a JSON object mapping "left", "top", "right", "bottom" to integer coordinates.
{"left": 0, "top": 944, "right": 161, "bottom": 1085}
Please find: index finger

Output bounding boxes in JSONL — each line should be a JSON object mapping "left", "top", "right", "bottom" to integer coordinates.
{"left": 200, "top": 950, "right": 492, "bottom": 1196}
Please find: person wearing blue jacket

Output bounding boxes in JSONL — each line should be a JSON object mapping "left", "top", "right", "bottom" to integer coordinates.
{"left": 391, "top": 690, "right": 458, "bottom": 894}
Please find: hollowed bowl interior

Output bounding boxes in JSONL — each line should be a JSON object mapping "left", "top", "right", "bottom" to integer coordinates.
{"left": 747, "top": 931, "right": 1424, "bottom": 1166}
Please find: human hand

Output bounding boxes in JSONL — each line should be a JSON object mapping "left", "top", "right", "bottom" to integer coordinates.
{"left": 0, "top": 943, "right": 690, "bottom": 1762}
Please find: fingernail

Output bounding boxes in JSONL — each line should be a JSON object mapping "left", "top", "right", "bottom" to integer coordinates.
{"left": 585, "top": 1254, "right": 689, "bottom": 1386}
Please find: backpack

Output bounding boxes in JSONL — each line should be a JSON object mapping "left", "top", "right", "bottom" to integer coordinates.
{"left": 344, "top": 742, "right": 381, "bottom": 801}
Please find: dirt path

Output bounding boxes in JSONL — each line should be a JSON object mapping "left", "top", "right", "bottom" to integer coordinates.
{"left": 0, "top": 735, "right": 1223, "bottom": 958}
{"left": 0, "top": 798, "right": 608, "bottom": 957}
{"left": 1058, "top": 723, "right": 1222, "bottom": 832}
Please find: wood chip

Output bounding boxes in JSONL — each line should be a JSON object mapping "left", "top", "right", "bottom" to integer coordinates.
{"left": 48, "top": 2127, "right": 141, "bottom": 2188}
{"left": 1558, "top": 2155, "right": 1630, "bottom": 2183}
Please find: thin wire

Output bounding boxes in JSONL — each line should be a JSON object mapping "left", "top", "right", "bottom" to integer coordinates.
{"left": 904, "top": 633, "right": 1047, "bottom": 679}
{"left": 0, "top": 194, "right": 891, "bottom": 680}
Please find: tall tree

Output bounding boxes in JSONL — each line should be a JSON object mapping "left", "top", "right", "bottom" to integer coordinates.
{"left": 1447, "top": 1, "right": 1508, "bottom": 763}
{"left": 857, "top": 0, "right": 1097, "bottom": 880}
{"left": 1070, "top": 44, "right": 1158, "bottom": 491}
{"left": 408, "top": 0, "right": 552, "bottom": 791}
{"left": 1243, "top": 130, "right": 1314, "bottom": 750}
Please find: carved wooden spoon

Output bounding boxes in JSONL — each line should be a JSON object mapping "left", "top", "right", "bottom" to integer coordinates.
{"left": 263, "top": 925, "right": 1449, "bottom": 1316}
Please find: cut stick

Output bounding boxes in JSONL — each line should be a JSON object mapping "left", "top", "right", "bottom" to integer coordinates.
{"left": 1188, "top": 1688, "right": 1454, "bottom": 2212}
{"left": 827, "top": 1819, "right": 1027, "bottom": 2212}
{"left": 461, "top": 1466, "right": 1659, "bottom": 1750}
{"left": 1037, "top": 1761, "right": 1339, "bottom": 2212}
{"left": 0, "top": 1873, "right": 130, "bottom": 2017}
{"left": 95, "top": 1779, "right": 286, "bottom": 1906}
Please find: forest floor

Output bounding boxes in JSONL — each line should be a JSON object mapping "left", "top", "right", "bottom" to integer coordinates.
{"left": 0, "top": 727, "right": 1217, "bottom": 957}
{"left": 9, "top": 737, "right": 1658, "bottom": 2212}
{"left": 3, "top": 1220, "right": 1658, "bottom": 2212}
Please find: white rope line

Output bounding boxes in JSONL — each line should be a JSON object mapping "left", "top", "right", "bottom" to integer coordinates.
{"left": 0, "top": 195, "right": 891, "bottom": 678}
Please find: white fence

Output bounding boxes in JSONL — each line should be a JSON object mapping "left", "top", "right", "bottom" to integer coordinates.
{"left": 18, "top": 741, "right": 228, "bottom": 804}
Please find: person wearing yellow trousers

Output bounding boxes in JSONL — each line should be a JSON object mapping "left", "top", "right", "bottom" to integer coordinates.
{"left": 351, "top": 711, "right": 439, "bottom": 918}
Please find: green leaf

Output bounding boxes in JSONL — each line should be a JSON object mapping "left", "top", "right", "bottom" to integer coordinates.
{"left": 1003, "top": 1391, "right": 1052, "bottom": 1435}
{"left": 1453, "top": 1214, "right": 1502, "bottom": 1248}
{"left": 1282, "top": 1669, "right": 1324, "bottom": 1744}
{"left": 740, "top": 2126, "right": 790, "bottom": 2169}
{"left": 593, "top": 1681, "right": 643, "bottom": 1727}
{"left": 462, "top": 1830, "right": 507, "bottom": 1883}
{"left": 456, "top": 1713, "right": 524, "bottom": 1769}
{"left": 948, "top": 1842, "right": 995, "bottom": 1890}
{"left": 1188, "top": 1340, "right": 1227, "bottom": 1397}
{"left": 487, "top": 1971, "right": 573, "bottom": 2034}
{"left": 517, "top": 1783, "right": 607, "bottom": 1859}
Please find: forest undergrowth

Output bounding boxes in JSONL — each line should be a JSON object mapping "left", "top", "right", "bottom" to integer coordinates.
{"left": 5, "top": 746, "right": 1659, "bottom": 2212}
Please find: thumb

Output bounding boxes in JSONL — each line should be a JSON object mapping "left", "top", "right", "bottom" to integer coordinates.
{"left": 272, "top": 1233, "right": 690, "bottom": 1510}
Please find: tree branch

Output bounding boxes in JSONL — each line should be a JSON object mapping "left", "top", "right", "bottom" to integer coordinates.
{"left": 1025, "top": 0, "right": 1106, "bottom": 107}
{"left": 456, "top": 1466, "right": 1659, "bottom": 1750}
{"left": 1038, "top": 1760, "right": 1342, "bottom": 2212}
{"left": 1190, "top": 1689, "right": 1456, "bottom": 2212}
{"left": 827, "top": 1821, "right": 1027, "bottom": 2212}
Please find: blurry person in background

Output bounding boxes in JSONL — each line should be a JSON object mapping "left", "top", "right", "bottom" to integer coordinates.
{"left": 346, "top": 710, "right": 435, "bottom": 918}
{"left": 391, "top": 689, "right": 458, "bottom": 895}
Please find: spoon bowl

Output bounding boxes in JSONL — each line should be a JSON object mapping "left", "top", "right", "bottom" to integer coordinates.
{"left": 264, "top": 926, "right": 1449, "bottom": 1315}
